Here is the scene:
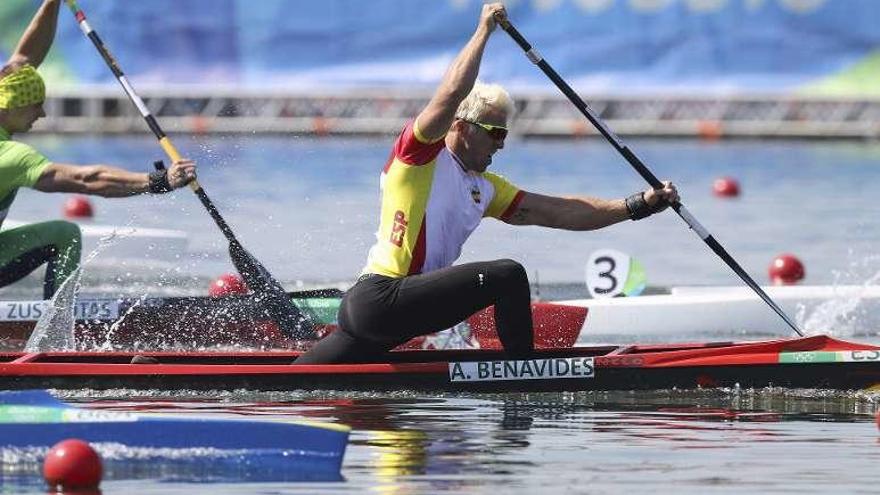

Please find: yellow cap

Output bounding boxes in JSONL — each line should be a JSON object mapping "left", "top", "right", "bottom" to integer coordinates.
{"left": 0, "top": 65, "right": 46, "bottom": 110}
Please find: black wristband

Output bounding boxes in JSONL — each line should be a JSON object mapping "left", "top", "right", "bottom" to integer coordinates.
{"left": 148, "top": 170, "right": 172, "bottom": 194}
{"left": 625, "top": 192, "right": 652, "bottom": 220}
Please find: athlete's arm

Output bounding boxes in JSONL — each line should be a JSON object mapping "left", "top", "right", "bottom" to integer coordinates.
{"left": 7, "top": 0, "right": 61, "bottom": 69}
{"left": 33, "top": 160, "right": 196, "bottom": 198}
{"left": 504, "top": 183, "right": 679, "bottom": 231}
{"left": 503, "top": 192, "right": 628, "bottom": 230}
{"left": 413, "top": 3, "right": 505, "bottom": 142}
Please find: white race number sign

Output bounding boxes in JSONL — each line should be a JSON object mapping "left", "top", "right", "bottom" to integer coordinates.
{"left": 585, "top": 249, "right": 646, "bottom": 298}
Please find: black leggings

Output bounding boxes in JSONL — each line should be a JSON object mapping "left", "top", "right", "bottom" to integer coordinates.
{"left": 294, "top": 259, "right": 534, "bottom": 364}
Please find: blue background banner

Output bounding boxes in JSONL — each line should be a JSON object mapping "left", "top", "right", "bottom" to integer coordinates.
{"left": 1, "top": 0, "right": 878, "bottom": 94}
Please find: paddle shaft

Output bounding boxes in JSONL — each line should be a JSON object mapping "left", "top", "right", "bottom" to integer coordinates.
{"left": 497, "top": 17, "right": 803, "bottom": 337}
{"left": 65, "top": 1, "right": 315, "bottom": 338}
{"left": 64, "top": 0, "right": 242, "bottom": 248}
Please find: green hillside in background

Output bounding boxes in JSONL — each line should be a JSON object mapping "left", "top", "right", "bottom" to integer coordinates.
{"left": 800, "top": 50, "right": 880, "bottom": 97}
{"left": 0, "top": 0, "right": 73, "bottom": 85}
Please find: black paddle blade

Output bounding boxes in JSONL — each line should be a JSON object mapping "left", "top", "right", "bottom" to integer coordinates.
{"left": 228, "top": 243, "right": 314, "bottom": 340}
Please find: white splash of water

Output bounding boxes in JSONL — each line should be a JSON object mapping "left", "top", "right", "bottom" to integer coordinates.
{"left": 798, "top": 253, "right": 880, "bottom": 337}
{"left": 23, "top": 265, "right": 81, "bottom": 352}
{"left": 95, "top": 296, "right": 146, "bottom": 352}
{"left": 25, "top": 224, "right": 137, "bottom": 352}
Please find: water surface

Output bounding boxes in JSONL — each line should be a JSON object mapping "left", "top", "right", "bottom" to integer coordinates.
{"left": 2, "top": 136, "right": 880, "bottom": 493}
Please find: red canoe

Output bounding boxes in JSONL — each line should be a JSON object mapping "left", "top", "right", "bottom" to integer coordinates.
{"left": 2, "top": 335, "right": 878, "bottom": 393}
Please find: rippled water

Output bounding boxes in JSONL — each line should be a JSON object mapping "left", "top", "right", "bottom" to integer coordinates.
{"left": 3, "top": 135, "right": 880, "bottom": 296}
{"left": 2, "top": 137, "right": 880, "bottom": 492}
{"left": 4, "top": 389, "right": 880, "bottom": 494}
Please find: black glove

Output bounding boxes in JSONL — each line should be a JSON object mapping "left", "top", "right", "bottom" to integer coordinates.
{"left": 625, "top": 191, "right": 668, "bottom": 220}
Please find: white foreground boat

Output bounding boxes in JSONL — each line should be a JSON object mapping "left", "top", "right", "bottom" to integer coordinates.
{"left": 553, "top": 285, "right": 880, "bottom": 343}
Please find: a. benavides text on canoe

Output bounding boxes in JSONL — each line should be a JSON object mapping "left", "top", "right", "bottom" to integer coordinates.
{"left": 448, "top": 357, "right": 595, "bottom": 382}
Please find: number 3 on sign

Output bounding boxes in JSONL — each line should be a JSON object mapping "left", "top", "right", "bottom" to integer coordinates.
{"left": 585, "top": 249, "right": 646, "bottom": 298}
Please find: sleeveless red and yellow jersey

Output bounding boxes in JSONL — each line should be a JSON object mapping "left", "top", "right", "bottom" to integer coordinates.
{"left": 363, "top": 121, "right": 524, "bottom": 278}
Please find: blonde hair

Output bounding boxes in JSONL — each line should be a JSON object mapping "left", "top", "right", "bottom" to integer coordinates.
{"left": 455, "top": 81, "right": 514, "bottom": 122}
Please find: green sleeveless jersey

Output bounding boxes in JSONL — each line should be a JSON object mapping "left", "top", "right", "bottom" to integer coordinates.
{"left": 0, "top": 126, "right": 50, "bottom": 228}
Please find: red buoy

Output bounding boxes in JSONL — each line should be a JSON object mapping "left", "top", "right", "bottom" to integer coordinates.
{"left": 208, "top": 273, "right": 249, "bottom": 297}
{"left": 768, "top": 254, "right": 805, "bottom": 285}
{"left": 697, "top": 120, "right": 723, "bottom": 140}
{"left": 63, "top": 195, "right": 94, "bottom": 219}
{"left": 43, "top": 439, "right": 102, "bottom": 491}
{"left": 712, "top": 177, "right": 740, "bottom": 198}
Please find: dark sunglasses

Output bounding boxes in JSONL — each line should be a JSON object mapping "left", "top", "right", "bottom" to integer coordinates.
{"left": 460, "top": 119, "right": 508, "bottom": 141}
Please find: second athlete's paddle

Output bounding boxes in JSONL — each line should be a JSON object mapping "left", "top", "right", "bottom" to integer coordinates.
{"left": 65, "top": 0, "right": 313, "bottom": 339}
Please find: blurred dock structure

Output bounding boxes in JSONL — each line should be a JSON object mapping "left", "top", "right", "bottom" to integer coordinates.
{"left": 5, "top": 0, "right": 878, "bottom": 141}
{"left": 33, "top": 88, "right": 880, "bottom": 140}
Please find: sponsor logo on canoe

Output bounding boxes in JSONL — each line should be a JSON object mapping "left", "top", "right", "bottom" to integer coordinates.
{"left": 60, "top": 408, "right": 137, "bottom": 423}
{"left": 596, "top": 355, "right": 644, "bottom": 367}
{"left": 0, "top": 406, "right": 136, "bottom": 424}
{"left": 0, "top": 300, "right": 119, "bottom": 322}
{"left": 448, "top": 357, "right": 595, "bottom": 382}
{"left": 779, "top": 350, "right": 880, "bottom": 364}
